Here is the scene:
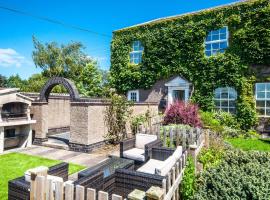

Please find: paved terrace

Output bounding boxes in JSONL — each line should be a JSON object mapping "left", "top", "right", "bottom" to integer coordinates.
{"left": 6, "top": 144, "right": 119, "bottom": 167}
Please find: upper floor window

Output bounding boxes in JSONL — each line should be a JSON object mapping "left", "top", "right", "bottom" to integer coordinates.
{"left": 130, "top": 41, "right": 144, "bottom": 64}
{"left": 127, "top": 90, "right": 139, "bottom": 102}
{"left": 255, "top": 83, "right": 270, "bottom": 117}
{"left": 205, "top": 27, "right": 229, "bottom": 57}
{"left": 214, "top": 87, "right": 237, "bottom": 113}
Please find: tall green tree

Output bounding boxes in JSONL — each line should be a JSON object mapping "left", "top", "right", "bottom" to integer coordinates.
{"left": 32, "top": 36, "right": 92, "bottom": 80}
{"left": 76, "top": 61, "right": 103, "bottom": 97}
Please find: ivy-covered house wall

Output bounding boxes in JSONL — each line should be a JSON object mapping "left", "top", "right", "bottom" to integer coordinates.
{"left": 110, "top": 0, "right": 270, "bottom": 130}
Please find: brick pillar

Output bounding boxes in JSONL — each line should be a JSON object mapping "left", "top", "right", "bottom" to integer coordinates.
{"left": 0, "top": 127, "right": 4, "bottom": 154}
{"left": 31, "top": 102, "right": 48, "bottom": 144}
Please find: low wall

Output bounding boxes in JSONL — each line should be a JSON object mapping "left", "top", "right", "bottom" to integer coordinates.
{"left": 28, "top": 91, "right": 159, "bottom": 152}
{"left": 69, "top": 101, "right": 159, "bottom": 153}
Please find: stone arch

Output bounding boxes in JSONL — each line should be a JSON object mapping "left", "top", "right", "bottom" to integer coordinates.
{"left": 39, "top": 77, "right": 80, "bottom": 102}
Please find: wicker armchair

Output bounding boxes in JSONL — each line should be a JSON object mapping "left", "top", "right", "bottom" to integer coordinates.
{"left": 115, "top": 147, "right": 185, "bottom": 198}
{"left": 120, "top": 134, "right": 162, "bottom": 168}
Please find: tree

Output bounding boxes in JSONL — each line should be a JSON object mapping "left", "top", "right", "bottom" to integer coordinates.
{"left": 76, "top": 61, "right": 103, "bottom": 97}
{"left": 0, "top": 74, "right": 7, "bottom": 87}
{"left": 6, "top": 74, "right": 27, "bottom": 90}
{"left": 32, "top": 36, "right": 92, "bottom": 79}
{"left": 23, "top": 73, "right": 47, "bottom": 93}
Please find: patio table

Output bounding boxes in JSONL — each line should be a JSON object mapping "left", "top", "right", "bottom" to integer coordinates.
{"left": 78, "top": 155, "right": 134, "bottom": 179}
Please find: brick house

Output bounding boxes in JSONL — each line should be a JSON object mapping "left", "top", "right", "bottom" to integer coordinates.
{"left": 111, "top": 0, "right": 270, "bottom": 131}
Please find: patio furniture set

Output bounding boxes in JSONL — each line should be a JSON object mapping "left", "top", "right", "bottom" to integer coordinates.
{"left": 8, "top": 133, "right": 187, "bottom": 199}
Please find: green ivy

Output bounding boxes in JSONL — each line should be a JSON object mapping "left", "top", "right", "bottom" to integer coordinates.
{"left": 111, "top": 0, "right": 270, "bottom": 129}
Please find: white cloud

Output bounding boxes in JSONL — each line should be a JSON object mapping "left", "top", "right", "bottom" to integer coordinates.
{"left": 0, "top": 48, "right": 29, "bottom": 68}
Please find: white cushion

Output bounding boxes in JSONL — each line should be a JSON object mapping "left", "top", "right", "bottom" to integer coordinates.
{"left": 172, "top": 146, "right": 183, "bottom": 161}
{"left": 123, "top": 148, "right": 145, "bottom": 162}
{"left": 155, "top": 156, "right": 176, "bottom": 176}
{"left": 135, "top": 134, "right": 157, "bottom": 149}
{"left": 137, "top": 159, "right": 164, "bottom": 174}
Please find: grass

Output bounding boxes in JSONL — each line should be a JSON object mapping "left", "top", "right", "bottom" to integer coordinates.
{"left": 226, "top": 138, "right": 270, "bottom": 152}
{"left": 0, "top": 152, "right": 85, "bottom": 200}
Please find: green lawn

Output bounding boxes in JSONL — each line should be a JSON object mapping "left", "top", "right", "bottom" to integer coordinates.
{"left": 0, "top": 152, "right": 85, "bottom": 200}
{"left": 226, "top": 138, "right": 270, "bottom": 152}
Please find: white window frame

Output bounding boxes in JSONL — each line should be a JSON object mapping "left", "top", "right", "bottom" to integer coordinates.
{"left": 130, "top": 41, "right": 144, "bottom": 64}
{"left": 205, "top": 26, "right": 229, "bottom": 57}
{"left": 214, "top": 87, "right": 237, "bottom": 113}
{"left": 255, "top": 83, "right": 270, "bottom": 117}
{"left": 127, "top": 90, "right": 139, "bottom": 102}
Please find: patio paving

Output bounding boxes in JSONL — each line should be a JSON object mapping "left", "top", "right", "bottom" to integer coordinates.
{"left": 6, "top": 144, "right": 119, "bottom": 168}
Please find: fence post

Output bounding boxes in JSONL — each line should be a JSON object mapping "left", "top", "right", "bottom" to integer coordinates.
{"left": 176, "top": 127, "right": 180, "bottom": 147}
{"left": 189, "top": 144, "right": 197, "bottom": 173}
{"left": 76, "top": 185, "right": 85, "bottom": 200}
{"left": 112, "top": 194, "right": 123, "bottom": 200}
{"left": 128, "top": 189, "right": 146, "bottom": 200}
{"left": 163, "top": 127, "right": 167, "bottom": 147}
{"left": 182, "top": 128, "right": 187, "bottom": 150}
{"left": 29, "top": 166, "right": 48, "bottom": 200}
{"left": 146, "top": 186, "right": 164, "bottom": 200}
{"left": 169, "top": 128, "right": 173, "bottom": 148}
{"left": 87, "top": 188, "right": 96, "bottom": 200}
{"left": 98, "top": 191, "right": 109, "bottom": 200}
{"left": 55, "top": 179, "right": 64, "bottom": 200}
{"left": 46, "top": 176, "right": 54, "bottom": 200}
{"left": 64, "top": 182, "right": 74, "bottom": 200}
{"left": 36, "top": 175, "right": 46, "bottom": 200}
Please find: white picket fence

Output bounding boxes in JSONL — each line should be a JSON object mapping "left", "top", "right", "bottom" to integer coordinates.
{"left": 29, "top": 167, "right": 123, "bottom": 200}
{"left": 162, "top": 151, "right": 188, "bottom": 200}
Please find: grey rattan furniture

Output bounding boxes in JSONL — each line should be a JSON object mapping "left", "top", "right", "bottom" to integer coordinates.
{"left": 120, "top": 135, "right": 162, "bottom": 168}
{"left": 78, "top": 156, "right": 134, "bottom": 179}
{"left": 115, "top": 147, "right": 186, "bottom": 198}
{"left": 8, "top": 162, "right": 69, "bottom": 200}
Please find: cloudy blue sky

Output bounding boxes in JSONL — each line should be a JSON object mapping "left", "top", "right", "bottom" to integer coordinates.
{"left": 0, "top": 0, "right": 238, "bottom": 79}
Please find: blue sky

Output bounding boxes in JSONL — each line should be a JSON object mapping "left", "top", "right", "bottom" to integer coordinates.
{"left": 0, "top": 0, "right": 238, "bottom": 79}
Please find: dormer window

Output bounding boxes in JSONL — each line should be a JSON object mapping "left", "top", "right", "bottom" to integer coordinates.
{"left": 130, "top": 41, "right": 144, "bottom": 64}
{"left": 205, "top": 27, "right": 229, "bottom": 56}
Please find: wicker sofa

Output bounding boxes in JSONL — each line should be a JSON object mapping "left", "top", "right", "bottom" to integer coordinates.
{"left": 120, "top": 133, "right": 162, "bottom": 168}
{"left": 8, "top": 162, "right": 69, "bottom": 200}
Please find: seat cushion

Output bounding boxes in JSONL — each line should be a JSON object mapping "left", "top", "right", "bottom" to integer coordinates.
{"left": 172, "top": 146, "right": 183, "bottom": 161}
{"left": 137, "top": 159, "right": 164, "bottom": 174}
{"left": 135, "top": 134, "right": 157, "bottom": 149}
{"left": 123, "top": 148, "right": 145, "bottom": 162}
{"left": 155, "top": 156, "right": 176, "bottom": 176}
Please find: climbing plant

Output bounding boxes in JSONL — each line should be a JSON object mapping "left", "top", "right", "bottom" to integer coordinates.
{"left": 111, "top": 0, "right": 270, "bottom": 129}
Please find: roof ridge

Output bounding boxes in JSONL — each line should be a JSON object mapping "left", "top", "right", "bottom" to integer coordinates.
{"left": 114, "top": 0, "right": 248, "bottom": 32}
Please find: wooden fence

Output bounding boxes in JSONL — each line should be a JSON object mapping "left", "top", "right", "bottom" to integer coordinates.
{"left": 29, "top": 167, "right": 123, "bottom": 200}
{"left": 139, "top": 118, "right": 204, "bottom": 150}
{"left": 28, "top": 152, "right": 188, "bottom": 200}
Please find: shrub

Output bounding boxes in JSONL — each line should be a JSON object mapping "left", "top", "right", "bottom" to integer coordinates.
{"left": 213, "top": 111, "right": 239, "bottom": 130}
{"left": 130, "top": 113, "right": 148, "bottom": 134}
{"left": 164, "top": 101, "right": 202, "bottom": 127}
{"left": 180, "top": 156, "right": 196, "bottom": 200}
{"left": 104, "top": 92, "right": 132, "bottom": 143}
{"left": 194, "top": 150, "right": 270, "bottom": 200}
{"left": 199, "top": 111, "right": 223, "bottom": 132}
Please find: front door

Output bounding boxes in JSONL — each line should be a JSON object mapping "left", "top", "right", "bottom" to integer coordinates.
{"left": 172, "top": 90, "right": 185, "bottom": 102}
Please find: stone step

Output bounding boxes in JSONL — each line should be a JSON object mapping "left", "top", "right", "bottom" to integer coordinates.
{"left": 42, "top": 139, "right": 69, "bottom": 150}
